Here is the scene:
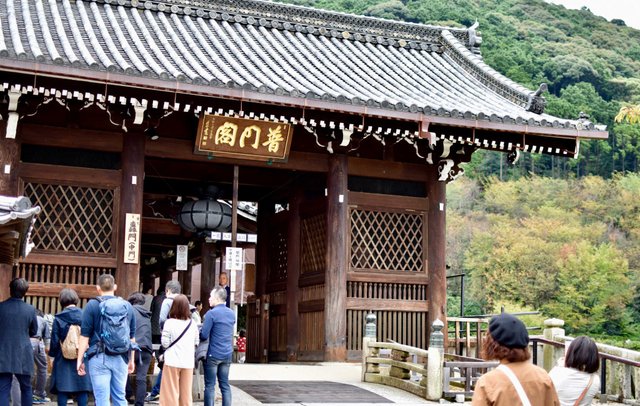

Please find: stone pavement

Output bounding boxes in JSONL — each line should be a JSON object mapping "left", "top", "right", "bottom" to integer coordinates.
{"left": 36, "top": 362, "right": 620, "bottom": 405}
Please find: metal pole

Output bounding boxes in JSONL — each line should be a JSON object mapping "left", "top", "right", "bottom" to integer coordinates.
{"left": 460, "top": 274, "right": 465, "bottom": 317}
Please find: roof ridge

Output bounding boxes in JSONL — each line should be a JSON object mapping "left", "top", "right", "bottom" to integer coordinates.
{"left": 440, "top": 30, "right": 542, "bottom": 112}
{"left": 94, "top": 0, "right": 475, "bottom": 49}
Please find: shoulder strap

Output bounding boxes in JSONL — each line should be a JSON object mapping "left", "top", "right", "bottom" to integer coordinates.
{"left": 165, "top": 320, "right": 192, "bottom": 352}
{"left": 497, "top": 364, "right": 532, "bottom": 406}
{"left": 574, "top": 374, "right": 595, "bottom": 406}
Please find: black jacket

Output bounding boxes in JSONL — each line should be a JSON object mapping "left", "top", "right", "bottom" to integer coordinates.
{"left": 0, "top": 298, "right": 38, "bottom": 374}
{"left": 150, "top": 294, "right": 165, "bottom": 336}
{"left": 133, "top": 304, "right": 153, "bottom": 353}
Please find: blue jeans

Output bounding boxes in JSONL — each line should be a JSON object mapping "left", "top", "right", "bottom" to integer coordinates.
{"left": 57, "top": 392, "right": 88, "bottom": 406}
{"left": 150, "top": 368, "right": 162, "bottom": 396}
{"left": 204, "top": 356, "right": 231, "bottom": 406}
{"left": 88, "top": 353, "right": 128, "bottom": 406}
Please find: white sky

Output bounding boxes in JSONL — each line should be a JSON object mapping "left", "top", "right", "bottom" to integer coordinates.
{"left": 545, "top": 0, "right": 640, "bottom": 30}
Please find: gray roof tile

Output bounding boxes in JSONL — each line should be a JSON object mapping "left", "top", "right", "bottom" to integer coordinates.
{"left": 0, "top": 0, "right": 600, "bottom": 131}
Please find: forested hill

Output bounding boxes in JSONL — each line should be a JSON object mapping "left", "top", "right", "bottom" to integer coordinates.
{"left": 275, "top": 0, "right": 640, "bottom": 179}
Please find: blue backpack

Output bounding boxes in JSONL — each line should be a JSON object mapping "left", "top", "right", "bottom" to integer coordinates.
{"left": 96, "top": 297, "right": 131, "bottom": 355}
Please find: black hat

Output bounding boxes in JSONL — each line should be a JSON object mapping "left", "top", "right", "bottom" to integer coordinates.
{"left": 489, "top": 313, "right": 529, "bottom": 349}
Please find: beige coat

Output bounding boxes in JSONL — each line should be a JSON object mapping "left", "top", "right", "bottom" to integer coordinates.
{"left": 472, "top": 360, "right": 560, "bottom": 406}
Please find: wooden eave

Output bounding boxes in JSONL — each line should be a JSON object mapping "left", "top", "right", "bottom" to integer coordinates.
{"left": 0, "top": 60, "right": 608, "bottom": 143}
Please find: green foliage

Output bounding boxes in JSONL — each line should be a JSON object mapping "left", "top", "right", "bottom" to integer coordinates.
{"left": 542, "top": 242, "right": 632, "bottom": 336}
{"left": 447, "top": 175, "right": 640, "bottom": 339}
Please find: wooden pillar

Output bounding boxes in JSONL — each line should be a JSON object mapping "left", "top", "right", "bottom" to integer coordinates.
{"left": 427, "top": 164, "right": 447, "bottom": 339}
{"left": 0, "top": 115, "right": 20, "bottom": 299}
{"left": 324, "top": 154, "right": 348, "bottom": 361}
{"left": 181, "top": 263, "right": 193, "bottom": 302}
{"left": 200, "top": 242, "right": 216, "bottom": 313}
{"left": 158, "top": 266, "right": 172, "bottom": 292}
{"left": 255, "top": 198, "right": 273, "bottom": 363}
{"left": 286, "top": 189, "right": 302, "bottom": 361}
{"left": 255, "top": 199, "right": 273, "bottom": 297}
{"left": 116, "top": 132, "right": 145, "bottom": 298}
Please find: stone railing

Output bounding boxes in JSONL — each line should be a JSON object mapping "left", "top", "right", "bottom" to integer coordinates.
{"left": 537, "top": 318, "right": 640, "bottom": 403}
{"left": 362, "top": 314, "right": 640, "bottom": 403}
{"left": 362, "top": 315, "right": 492, "bottom": 401}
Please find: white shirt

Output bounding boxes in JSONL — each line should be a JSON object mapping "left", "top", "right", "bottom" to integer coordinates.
{"left": 549, "top": 366, "right": 600, "bottom": 406}
{"left": 161, "top": 318, "right": 199, "bottom": 369}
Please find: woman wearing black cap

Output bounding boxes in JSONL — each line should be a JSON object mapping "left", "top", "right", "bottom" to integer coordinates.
{"left": 472, "top": 313, "right": 560, "bottom": 406}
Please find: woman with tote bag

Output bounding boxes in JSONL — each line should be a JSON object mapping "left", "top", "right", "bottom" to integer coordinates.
{"left": 159, "top": 294, "right": 199, "bottom": 406}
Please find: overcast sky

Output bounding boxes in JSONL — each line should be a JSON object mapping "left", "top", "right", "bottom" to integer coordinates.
{"left": 544, "top": 0, "right": 640, "bottom": 29}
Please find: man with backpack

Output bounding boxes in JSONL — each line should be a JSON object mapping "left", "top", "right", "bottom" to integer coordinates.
{"left": 76, "top": 274, "right": 136, "bottom": 406}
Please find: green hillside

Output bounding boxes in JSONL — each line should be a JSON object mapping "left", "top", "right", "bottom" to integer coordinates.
{"left": 276, "top": 0, "right": 640, "bottom": 179}
{"left": 275, "top": 0, "right": 640, "bottom": 341}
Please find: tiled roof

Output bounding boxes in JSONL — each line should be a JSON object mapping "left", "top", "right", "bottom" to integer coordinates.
{"left": 0, "top": 196, "right": 39, "bottom": 265}
{"left": 0, "top": 0, "right": 602, "bottom": 132}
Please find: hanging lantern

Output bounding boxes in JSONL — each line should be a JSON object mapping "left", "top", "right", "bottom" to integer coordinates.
{"left": 176, "top": 198, "right": 232, "bottom": 232}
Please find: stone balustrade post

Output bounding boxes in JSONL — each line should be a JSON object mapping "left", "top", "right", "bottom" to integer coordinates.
{"left": 362, "top": 312, "right": 378, "bottom": 382}
{"left": 426, "top": 319, "right": 444, "bottom": 400}
{"left": 543, "top": 318, "right": 565, "bottom": 371}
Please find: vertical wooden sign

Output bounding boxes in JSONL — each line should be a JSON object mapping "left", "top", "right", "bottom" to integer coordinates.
{"left": 124, "top": 213, "right": 140, "bottom": 264}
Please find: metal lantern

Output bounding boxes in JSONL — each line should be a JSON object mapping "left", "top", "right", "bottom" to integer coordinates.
{"left": 176, "top": 199, "right": 232, "bottom": 232}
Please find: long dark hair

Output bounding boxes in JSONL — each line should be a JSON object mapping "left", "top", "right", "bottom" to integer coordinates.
{"left": 565, "top": 336, "right": 600, "bottom": 373}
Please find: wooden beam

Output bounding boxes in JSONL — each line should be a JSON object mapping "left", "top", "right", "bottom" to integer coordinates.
{"left": 21, "top": 252, "right": 117, "bottom": 268}
{"left": 324, "top": 154, "right": 348, "bottom": 361}
{"left": 26, "top": 282, "right": 98, "bottom": 299}
{"left": 349, "top": 192, "right": 428, "bottom": 211}
{"left": 19, "top": 162, "right": 121, "bottom": 187}
{"left": 19, "top": 124, "right": 124, "bottom": 152}
{"left": 347, "top": 297, "right": 428, "bottom": 312}
{"left": 348, "top": 156, "right": 428, "bottom": 182}
{"left": 146, "top": 137, "right": 328, "bottom": 173}
{"left": 347, "top": 272, "right": 427, "bottom": 285}
{"left": 142, "top": 217, "right": 182, "bottom": 235}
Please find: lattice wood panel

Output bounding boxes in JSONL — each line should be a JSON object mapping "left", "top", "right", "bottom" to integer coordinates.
{"left": 347, "top": 282, "right": 426, "bottom": 301}
{"left": 347, "top": 309, "right": 427, "bottom": 351}
{"left": 23, "top": 182, "right": 115, "bottom": 254}
{"left": 268, "top": 229, "right": 288, "bottom": 283}
{"left": 350, "top": 209, "right": 424, "bottom": 272}
{"left": 301, "top": 214, "right": 326, "bottom": 275}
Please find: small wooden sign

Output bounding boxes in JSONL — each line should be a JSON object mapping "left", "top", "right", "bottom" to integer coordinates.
{"left": 195, "top": 114, "right": 293, "bottom": 162}
{"left": 124, "top": 213, "right": 140, "bottom": 264}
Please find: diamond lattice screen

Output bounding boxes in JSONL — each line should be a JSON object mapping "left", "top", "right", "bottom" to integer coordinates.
{"left": 24, "top": 183, "right": 115, "bottom": 254}
{"left": 301, "top": 214, "right": 326, "bottom": 274}
{"left": 350, "top": 209, "right": 424, "bottom": 272}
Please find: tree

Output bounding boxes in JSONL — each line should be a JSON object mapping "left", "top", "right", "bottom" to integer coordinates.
{"left": 616, "top": 105, "right": 640, "bottom": 125}
{"left": 542, "top": 242, "right": 632, "bottom": 335}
